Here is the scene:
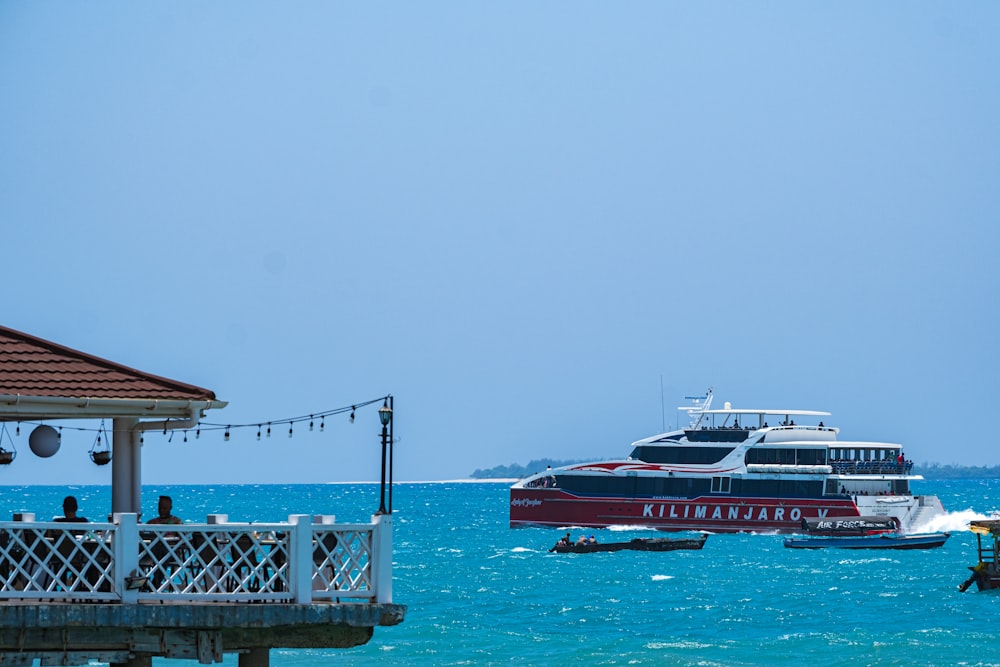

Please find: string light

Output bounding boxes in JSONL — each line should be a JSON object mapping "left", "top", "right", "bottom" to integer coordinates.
{"left": 3, "top": 396, "right": 391, "bottom": 446}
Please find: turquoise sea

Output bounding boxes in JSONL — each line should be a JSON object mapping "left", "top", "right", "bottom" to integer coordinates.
{"left": 3, "top": 480, "right": 998, "bottom": 666}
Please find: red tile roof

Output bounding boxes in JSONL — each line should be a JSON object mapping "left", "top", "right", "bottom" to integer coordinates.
{"left": 0, "top": 325, "right": 217, "bottom": 401}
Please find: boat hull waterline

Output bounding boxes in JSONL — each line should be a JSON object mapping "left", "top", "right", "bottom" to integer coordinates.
{"left": 782, "top": 533, "right": 950, "bottom": 550}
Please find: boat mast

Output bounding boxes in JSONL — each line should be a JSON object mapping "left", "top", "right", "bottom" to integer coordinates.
{"left": 678, "top": 388, "right": 713, "bottom": 429}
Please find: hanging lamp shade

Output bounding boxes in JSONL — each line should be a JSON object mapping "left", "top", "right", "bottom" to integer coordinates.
{"left": 28, "top": 425, "right": 60, "bottom": 458}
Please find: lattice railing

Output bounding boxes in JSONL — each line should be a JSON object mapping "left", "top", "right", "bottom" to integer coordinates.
{"left": 0, "top": 522, "right": 117, "bottom": 601}
{"left": 0, "top": 514, "right": 391, "bottom": 604}
{"left": 311, "top": 526, "right": 374, "bottom": 600}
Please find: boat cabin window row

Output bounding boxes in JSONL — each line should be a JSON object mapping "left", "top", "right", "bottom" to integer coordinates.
{"left": 550, "top": 474, "right": 824, "bottom": 499}
{"left": 744, "top": 447, "right": 827, "bottom": 466}
{"left": 825, "top": 479, "right": 911, "bottom": 495}
{"left": 828, "top": 448, "right": 899, "bottom": 462}
{"left": 630, "top": 445, "right": 735, "bottom": 465}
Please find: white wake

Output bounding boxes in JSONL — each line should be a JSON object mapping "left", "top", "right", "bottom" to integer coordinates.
{"left": 913, "top": 508, "right": 990, "bottom": 534}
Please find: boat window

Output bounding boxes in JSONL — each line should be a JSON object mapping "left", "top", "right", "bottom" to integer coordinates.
{"left": 711, "top": 476, "right": 731, "bottom": 494}
{"left": 796, "top": 448, "right": 826, "bottom": 465}
{"left": 745, "top": 447, "right": 805, "bottom": 465}
{"left": 732, "top": 478, "right": 824, "bottom": 498}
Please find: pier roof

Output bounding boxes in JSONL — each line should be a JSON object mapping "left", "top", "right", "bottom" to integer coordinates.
{"left": 0, "top": 325, "right": 226, "bottom": 420}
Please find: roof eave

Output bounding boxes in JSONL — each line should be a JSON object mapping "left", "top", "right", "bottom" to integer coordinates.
{"left": 0, "top": 394, "right": 228, "bottom": 421}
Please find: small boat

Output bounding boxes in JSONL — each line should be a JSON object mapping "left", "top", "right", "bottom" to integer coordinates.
{"left": 799, "top": 516, "right": 899, "bottom": 536}
{"left": 783, "top": 532, "right": 950, "bottom": 550}
{"left": 959, "top": 520, "right": 1000, "bottom": 592}
{"left": 550, "top": 534, "right": 708, "bottom": 554}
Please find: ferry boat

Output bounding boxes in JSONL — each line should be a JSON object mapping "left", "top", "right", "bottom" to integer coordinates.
{"left": 509, "top": 390, "right": 946, "bottom": 534}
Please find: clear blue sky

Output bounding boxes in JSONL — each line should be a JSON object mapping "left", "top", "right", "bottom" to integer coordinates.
{"left": 1, "top": 3, "right": 997, "bottom": 485}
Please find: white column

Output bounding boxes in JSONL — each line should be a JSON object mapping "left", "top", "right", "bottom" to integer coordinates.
{"left": 289, "top": 515, "right": 312, "bottom": 604}
{"left": 131, "top": 425, "right": 142, "bottom": 516}
{"left": 114, "top": 513, "right": 140, "bottom": 604}
{"left": 371, "top": 513, "right": 393, "bottom": 603}
{"left": 112, "top": 418, "right": 140, "bottom": 515}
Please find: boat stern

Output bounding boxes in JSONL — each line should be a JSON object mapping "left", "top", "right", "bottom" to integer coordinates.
{"left": 853, "top": 494, "right": 946, "bottom": 534}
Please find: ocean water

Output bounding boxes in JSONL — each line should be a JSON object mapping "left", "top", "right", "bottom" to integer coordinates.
{"left": 3, "top": 479, "right": 999, "bottom": 666}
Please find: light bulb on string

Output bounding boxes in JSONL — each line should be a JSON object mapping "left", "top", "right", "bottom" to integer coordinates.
{"left": 15, "top": 423, "right": 20, "bottom": 437}
{"left": 309, "top": 415, "right": 314, "bottom": 431}
{"left": 267, "top": 423, "right": 272, "bottom": 438}
{"left": 349, "top": 407, "right": 355, "bottom": 424}
{"left": 196, "top": 423, "right": 201, "bottom": 439}
{"left": 224, "top": 426, "right": 230, "bottom": 442}
{"left": 140, "top": 434, "right": 144, "bottom": 444}
{"left": 288, "top": 423, "right": 294, "bottom": 438}
{"left": 320, "top": 416, "right": 325, "bottom": 432}
{"left": 257, "top": 425, "right": 262, "bottom": 441}
{"left": 183, "top": 431, "right": 188, "bottom": 443}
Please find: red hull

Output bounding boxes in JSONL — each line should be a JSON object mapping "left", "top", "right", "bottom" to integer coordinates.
{"left": 510, "top": 488, "right": 862, "bottom": 534}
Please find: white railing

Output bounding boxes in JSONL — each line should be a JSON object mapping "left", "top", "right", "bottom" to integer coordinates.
{"left": 0, "top": 513, "right": 392, "bottom": 604}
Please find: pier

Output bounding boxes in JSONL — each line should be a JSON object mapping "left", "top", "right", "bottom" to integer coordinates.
{"left": 0, "top": 512, "right": 402, "bottom": 665}
{"left": 0, "top": 325, "right": 405, "bottom": 665}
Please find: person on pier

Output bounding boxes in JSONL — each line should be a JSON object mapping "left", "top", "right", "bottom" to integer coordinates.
{"left": 54, "top": 496, "right": 89, "bottom": 523}
{"left": 147, "top": 495, "right": 182, "bottom": 525}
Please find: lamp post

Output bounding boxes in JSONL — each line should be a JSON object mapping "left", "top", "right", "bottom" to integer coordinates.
{"left": 388, "top": 395, "right": 395, "bottom": 513}
{"left": 377, "top": 399, "right": 393, "bottom": 514}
